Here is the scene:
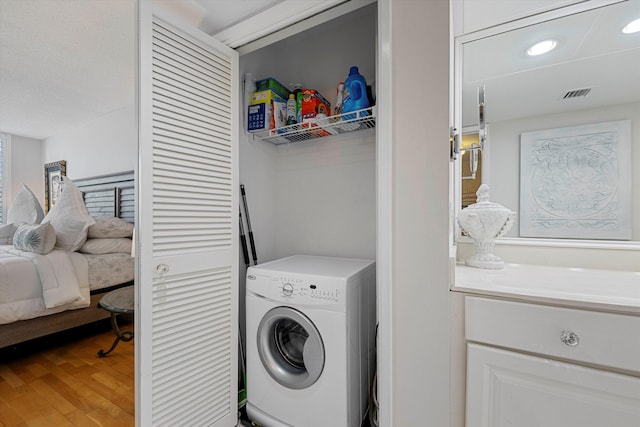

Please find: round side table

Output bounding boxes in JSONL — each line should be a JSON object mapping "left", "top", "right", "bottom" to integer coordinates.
{"left": 97, "top": 286, "right": 134, "bottom": 358}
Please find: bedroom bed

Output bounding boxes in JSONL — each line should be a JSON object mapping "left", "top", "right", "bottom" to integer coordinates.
{"left": 0, "top": 170, "right": 135, "bottom": 349}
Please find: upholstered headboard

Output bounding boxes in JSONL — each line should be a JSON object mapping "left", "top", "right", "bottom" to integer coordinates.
{"left": 73, "top": 170, "right": 135, "bottom": 223}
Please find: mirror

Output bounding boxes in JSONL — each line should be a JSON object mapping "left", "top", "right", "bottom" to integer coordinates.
{"left": 459, "top": 0, "right": 640, "bottom": 244}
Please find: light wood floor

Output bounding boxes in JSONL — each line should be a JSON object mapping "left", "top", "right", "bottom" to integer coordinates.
{"left": 0, "top": 321, "right": 134, "bottom": 427}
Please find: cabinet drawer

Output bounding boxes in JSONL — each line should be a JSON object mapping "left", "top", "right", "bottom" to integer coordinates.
{"left": 465, "top": 296, "right": 640, "bottom": 373}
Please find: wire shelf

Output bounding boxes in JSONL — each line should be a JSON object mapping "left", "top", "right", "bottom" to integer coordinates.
{"left": 251, "top": 107, "right": 376, "bottom": 145}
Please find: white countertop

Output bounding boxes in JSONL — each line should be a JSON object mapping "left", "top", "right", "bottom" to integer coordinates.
{"left": 453, "top": 263, "right": 640, "bottom": 314}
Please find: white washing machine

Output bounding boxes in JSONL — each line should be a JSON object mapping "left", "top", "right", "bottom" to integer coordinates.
{"left": 245, "top": 255, "right": 376, "bottom": 427}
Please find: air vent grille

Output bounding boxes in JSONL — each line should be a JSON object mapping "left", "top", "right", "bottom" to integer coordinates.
{"left": 563, "top": 88, "right": 591, "bottom": 99}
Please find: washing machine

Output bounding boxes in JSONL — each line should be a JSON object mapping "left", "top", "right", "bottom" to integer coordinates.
{"left": 245, "top": 255, "right": 376, "bottom": 427}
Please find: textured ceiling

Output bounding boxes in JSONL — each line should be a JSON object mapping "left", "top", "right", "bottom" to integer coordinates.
{"left": 2, "top": 1, "right": 638, "bottom": 140}
{"left": 461, "top": 0, "right": 640, "bottom": 127}
{"left": 0, "top": 0, "right": 279, "bottom": 140}
{"left": 0, "top": 0, "right": 136, "bottom": 140}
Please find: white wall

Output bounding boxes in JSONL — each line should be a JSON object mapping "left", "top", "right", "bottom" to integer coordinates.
{"left": 238, "top": 135, "right": 279, "bottom": 266}
{"left": 274, "top": 130, "right": 376, "bottom": 260}
{"left": 486, "top": 101, "right": 640, "bottom": 240}
{"left": 456, "top": 101, "right": 640, "bottom": 271}
{"left": 383, "top": 0, "right": 451, "bottom": 425}
{"left": 2, "top": 105, "right": 135, "bottom": 221}
{"left": 6, "top": 135, "right": 44, "bottom": 209}
{"left": 237, "top": 7, "right": 377, "bottom": 364}
{"left": 238, "top": 3, "right": 377, "bottom": 265}
{"left": 43, "top": 104, "right": 136, "bottom": 179}
{"left": 452, "top": 0, "right": 584, "bottom": 35}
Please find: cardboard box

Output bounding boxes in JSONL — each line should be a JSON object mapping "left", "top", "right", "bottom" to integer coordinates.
{"left": 250, "top": 89, "right": 283, "bottom": 106}
{"left": 297, "top": 89, "right": 331, "bottom": 123}
{"left": 296, "top": 89, "right": 332, "bottom": 136}
{"left": 247, "top": 97, "right": 287, "bottom": 132}
{"left": 272, "top": 98, "right": 287, "bottom": 129}
{"left": 255, "top": 77, "right": 290, "bottom": 101}
{"left": 247, "top": 103, "right": 269, "bottom": 132}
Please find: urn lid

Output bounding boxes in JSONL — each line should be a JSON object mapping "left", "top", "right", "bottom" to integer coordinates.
{"left": 465, "top": 184, "right": 512, "bottom": 213}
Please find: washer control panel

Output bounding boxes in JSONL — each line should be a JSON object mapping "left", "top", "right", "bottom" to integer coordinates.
{"left": 270, "top": 276, "right": 341, "bottom": 305}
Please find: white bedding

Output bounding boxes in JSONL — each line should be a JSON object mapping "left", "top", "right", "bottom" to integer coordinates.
{"left": 0, "top": 245, "right": 90, "bottom": 324}
{"left": 85, "top": 252, "right": 135, "bottom": 291}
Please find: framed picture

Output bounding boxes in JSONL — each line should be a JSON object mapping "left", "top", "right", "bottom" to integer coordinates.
{"left": 44, "top": 160, "right": 66, "bottom": 213}
{"left": 520, "top": 120, "right": 632, "bottom": 240}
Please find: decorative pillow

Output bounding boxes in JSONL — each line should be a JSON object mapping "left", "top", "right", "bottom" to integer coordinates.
{"left": 88, "top": 217, "right": 134, "bottom": 238}
{"left": 0, "top": 223, "right": 17, "bottom": 245}
{"left": 42, "top": 177, "right": 96, "bottom": 251}
{"left": 79, "top": 238, "right": 132, "bottom": 255}
{"left": 12, "top": 223, "right": 57, "bottom": 255}
{"left": 6, "top": 184, "right": 45, "bottom": 225}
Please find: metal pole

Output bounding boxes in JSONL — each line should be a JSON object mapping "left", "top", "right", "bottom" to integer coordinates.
{"left": 240, "top": 184, "right": 257, "bottom": 265}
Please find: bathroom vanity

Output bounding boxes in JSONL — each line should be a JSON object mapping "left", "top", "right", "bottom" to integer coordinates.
{"left": 452, "top": 265, "right": 640, "bottom": 426}
{"left": 450, "top": 0, "right": 640, "bottom": 425}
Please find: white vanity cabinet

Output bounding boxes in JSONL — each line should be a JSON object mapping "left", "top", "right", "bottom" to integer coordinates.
{"left": 464, "top": 296, "right": 640, "bottom": 427}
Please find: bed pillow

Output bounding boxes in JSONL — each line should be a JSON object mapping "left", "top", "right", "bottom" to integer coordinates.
{"left": 79, "top": 238, "right": 132, "bottom": 255}
{"left": 6, "top": 184, "right": 45, "bottom": 225}
{"left": 0, "top": 223, "right": 17, "bottom": 245}
{"left": 12, "top": 222, "right": 57, "bottom": 255}
{"left": 88, "top": 217, "right": 134, "bottom": 238}
{"left": 42, "top": 177, "right": 96, "bottom": 251}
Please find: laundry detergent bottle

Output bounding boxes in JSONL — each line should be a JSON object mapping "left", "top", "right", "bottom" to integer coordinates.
{"left": 341, "top": 66, "right": 370, "bottom": 120}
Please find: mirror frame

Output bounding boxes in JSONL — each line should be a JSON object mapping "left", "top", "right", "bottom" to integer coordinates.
{"left": 452, "top": 0, "right": 640, "bottom": 252}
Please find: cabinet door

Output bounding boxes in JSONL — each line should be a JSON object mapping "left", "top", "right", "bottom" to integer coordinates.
{"left": 137, "top": 2, "right": 239, "bottom": 426}
{"left": 453, "top": 0, "right": 584, "bottom": 36}
{"left": 466, "top": 343, "right": 640, "bottom": 427}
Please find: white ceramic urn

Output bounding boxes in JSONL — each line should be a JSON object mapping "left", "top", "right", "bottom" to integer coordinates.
{"left": 457, "top": 184, "right": 516, "bottom": 269}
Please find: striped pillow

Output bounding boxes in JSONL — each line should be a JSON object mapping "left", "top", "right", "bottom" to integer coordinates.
{"left": 13, "top": 222, "right": 57, "bottom": 255}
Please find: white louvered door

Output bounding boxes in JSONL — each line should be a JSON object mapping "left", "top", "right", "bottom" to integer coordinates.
{"left": 137, "top": 2, "right": 238, "bottom": 426}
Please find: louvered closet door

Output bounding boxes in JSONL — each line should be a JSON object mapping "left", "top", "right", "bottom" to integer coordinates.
{"left": 138, "top": 3, "right": 239, "bottom": 426}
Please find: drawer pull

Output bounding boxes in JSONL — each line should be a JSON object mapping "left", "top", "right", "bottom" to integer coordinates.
{"left": 560, "top": 330, "right": 580, "bottom": 347}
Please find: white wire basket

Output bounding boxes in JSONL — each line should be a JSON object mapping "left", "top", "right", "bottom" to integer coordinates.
{"left": 251, "top": 106, "right": 376, "bottom": 145}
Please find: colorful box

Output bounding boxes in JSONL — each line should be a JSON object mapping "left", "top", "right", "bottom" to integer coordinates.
{"left": 255, "top": 77, "right": 290, "bottom": 101}
{"left": 247, "top": 97, "right": 287, "bottom": 132}
{"left": 297, "top": 89, "right": 331, "bottom": 123}
{"left": 272, "top": 98, "right": 287, "bottom": 129}
{"left": 247, "top": 103, "right": 269, "bottom": 132}
{"left": 296, "top": 89, "right": 332, "bottom": 136}
{"left": 250, "top": 89, "right": 284, "bottom": 106}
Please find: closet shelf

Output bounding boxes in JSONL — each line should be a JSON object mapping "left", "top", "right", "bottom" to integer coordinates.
{"left": 252, "top": 106, "right": 376, "bottom": 145}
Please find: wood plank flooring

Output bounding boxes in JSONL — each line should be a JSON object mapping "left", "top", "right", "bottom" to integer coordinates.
{"left": 0, "top": 320, "right": 134, "bottom": 427}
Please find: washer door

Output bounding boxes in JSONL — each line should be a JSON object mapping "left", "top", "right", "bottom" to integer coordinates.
{"left": 256, "top": 306, "right": 325, "bottom": 390}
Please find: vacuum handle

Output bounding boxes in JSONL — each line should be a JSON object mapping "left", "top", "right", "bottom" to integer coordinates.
{"left": 248, "top": 232, "right": 257, "bottom": 265}
{"left": 240, "top": 184, "right": 258, "bottom": 265}
{"left": 240, "top": 237, "right": 250, "bottom": 268}
{"left": 239, "top": 211, "right": 249, "bottom": 268}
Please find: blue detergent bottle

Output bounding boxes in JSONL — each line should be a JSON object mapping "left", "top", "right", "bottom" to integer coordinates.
{"left": 341, "top": 66, "right": 370, "bottom": 120}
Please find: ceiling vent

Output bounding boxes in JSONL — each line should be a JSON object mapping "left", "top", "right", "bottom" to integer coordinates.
{"left": 563, "top": 88, "right": 591, "bottom": 99}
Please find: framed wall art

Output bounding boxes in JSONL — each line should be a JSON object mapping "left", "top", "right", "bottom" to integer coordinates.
{"left": 44, "top": 160, "right": 66, "bottom": 213}
{"left": 520, "top": 120, "right": 632, "bottom": 240}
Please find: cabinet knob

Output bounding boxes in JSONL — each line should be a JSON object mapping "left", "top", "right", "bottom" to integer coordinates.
{"left": 560, "top": 330, "right": 580, "bottom": 347}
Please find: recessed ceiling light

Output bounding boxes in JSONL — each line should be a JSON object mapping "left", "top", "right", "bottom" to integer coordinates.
{"left": 526, "top": 39, "right": 558, "bottom": 56}
{"left": 622, "top": 18, "right": 640, "bottom": 34}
